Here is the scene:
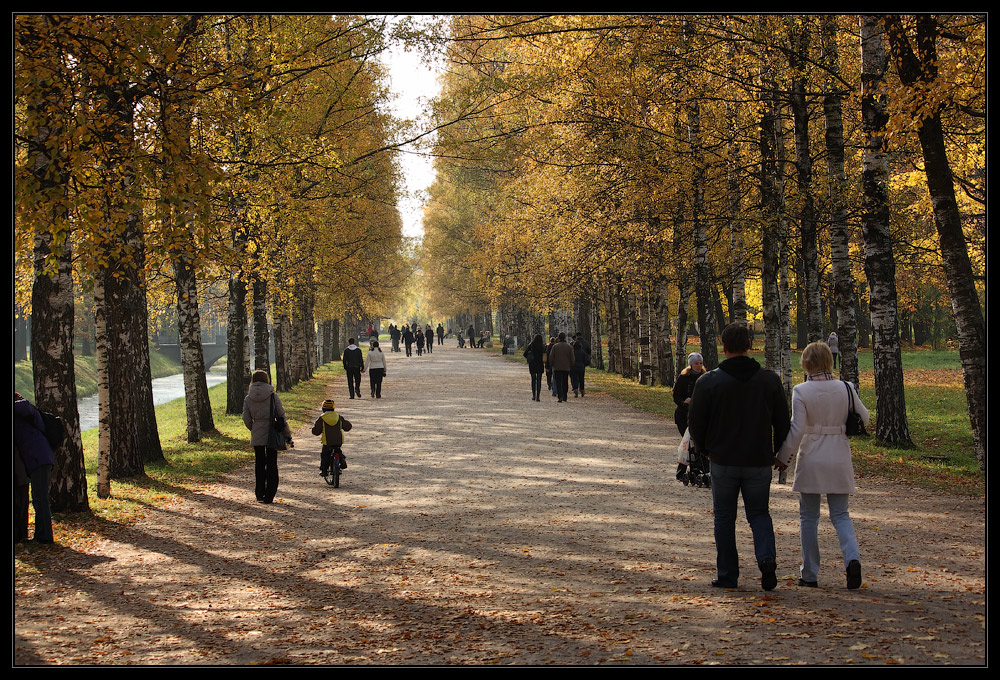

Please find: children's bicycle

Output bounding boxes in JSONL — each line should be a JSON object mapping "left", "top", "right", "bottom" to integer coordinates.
{"left": 325, "top": 451, "right": 344, "bottom": 488}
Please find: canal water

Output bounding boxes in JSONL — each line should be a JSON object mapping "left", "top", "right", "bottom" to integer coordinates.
{"left": 78, "top": 367, "right": 228, "bottom": 432}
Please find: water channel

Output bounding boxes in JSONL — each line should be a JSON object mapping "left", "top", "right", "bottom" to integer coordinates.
{"left": 77, "top": 367, "right": 228, "bottom": 432}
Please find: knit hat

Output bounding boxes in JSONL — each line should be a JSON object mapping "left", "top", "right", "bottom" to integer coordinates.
{"left": 322, "top": 399, "right": 336, "bottom": 411}
{"left": 687, "top": 352, "right": 704, "bottom": 366}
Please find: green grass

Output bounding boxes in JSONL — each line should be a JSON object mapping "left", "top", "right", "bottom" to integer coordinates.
{"left": 499, "top": 341, "right": 982, "bottom": 496}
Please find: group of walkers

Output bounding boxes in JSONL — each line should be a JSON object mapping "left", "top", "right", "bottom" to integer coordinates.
{"left": 240, "top": 317, "right": 868, "bottom": 593}
{"left": 523, "top": 331, "right": 591, "bottom": 402}
{"left": 388, "top": 322, "right": 446, "bottom": 357}
{"left": 673, "top": 323, "right": 870, "bottom": 591}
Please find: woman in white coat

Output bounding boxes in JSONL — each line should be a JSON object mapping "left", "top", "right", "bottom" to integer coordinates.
{"left": 776, "top": 341, "right": 870, "bottom": 589}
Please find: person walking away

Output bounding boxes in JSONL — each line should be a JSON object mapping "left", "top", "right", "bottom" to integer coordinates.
{"left": 673, "top": 352, "right": 706, "bottom": 480}
{"left": 827, "top": 332, "right": 840, "bottom": 369}
{"left": 242, "top": 370, "right": 294, "bottom": 503}
{"left": 524, "top": 334, "right": 546, "bottom": 401}
{"left": 688, "top": 323, "right": 790, "bottom": 590}
{"left": 543, "top": 336, "right": 557, "bottom": 397}
{"left": 571, "top": 339, "right": 590, "bottom": 397}
{"left": 776, "top": 341, "right": 869, "bottom": 589}
{"left": 402, "top": 325, "right": 414, "bottom": 357}
{"left": 14, "top": 393, "right": 55, "bottom": 543}
{"left": 437, "top": 323, "right": 445, "bottom": 346}
{"left": 547, "top": 332, "right": 575, "bottom": 403}
{"left": 425, "top": 324, "right": 434, "bottom": 353}
{"left": 343, "top": 338, "right": 364, "bottom": 398}
{"left": 467, "top": 325, "right": 476, "bottom": 349}
{"left": 365, "top": 340, "right": 387, "bottom": 398}
{"left": 312, "top": 398, "right": 353, "bottom": 483}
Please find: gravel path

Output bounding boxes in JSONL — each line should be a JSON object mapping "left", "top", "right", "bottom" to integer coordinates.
{"left": 14, "top": 342, "right": 986, "bottom": 665}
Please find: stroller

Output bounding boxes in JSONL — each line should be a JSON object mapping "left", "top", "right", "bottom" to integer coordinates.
{"left": 677, "top": 429, "right": 711, "bottom": 488}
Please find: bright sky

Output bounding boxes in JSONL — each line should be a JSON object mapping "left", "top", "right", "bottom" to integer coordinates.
{"left": 382, "top": 16, "right": 446, "bottom": 239}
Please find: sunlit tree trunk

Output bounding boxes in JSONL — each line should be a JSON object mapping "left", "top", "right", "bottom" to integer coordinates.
{"left": 19, "top": 18, "right": 90, "bottom": 511}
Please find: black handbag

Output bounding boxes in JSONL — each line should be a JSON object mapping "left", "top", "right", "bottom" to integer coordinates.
{"left": 267, "top": 393, "right": 288, "bottom": 451}
{"left": 844, "top": 381, "right": 864, "bottom": 436}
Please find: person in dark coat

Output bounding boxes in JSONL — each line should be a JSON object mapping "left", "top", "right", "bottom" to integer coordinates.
{"left": 543, "top": 336, "right": 557, "bottom": 396}
{"left": 523, "top": 334, "right": 546, "bottom": 401}
{"left": 672, "top": 352, "right": 705, "bottom": 435}
{"left": 342, "top": 338, "right": 365, "bottom": 398}
{"left": 425, "top": 324, "right": 434, "bottom": 353}
{"left": 688, "top": 324, "right": 791, "bottom": 591}
{"left": 570, "top": 339, "right": 591, "bottom": 398}
{"left": 547, "top": 333, "right": 575, "bottom": 403}
{"left": 14, "top": 393, "right": 55, "bottom": 543}
{"left": 467, "top": 325, "right": 476, "bottom": 349}
{"left": 673, "top": 352, "right": 706, "bottom": 481}
{"left": 415, "top": 327, "right": 425, "bottom": 356}
{"left": 437, "top": 324, "right": 445, "bottom": 345}
{"left": 402, "top": 325, "right": 414, "bottom": 357}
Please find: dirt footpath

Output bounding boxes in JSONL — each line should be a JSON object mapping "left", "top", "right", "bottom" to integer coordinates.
{"left": 14, "top": 343, "right": 986, "bottom": 665}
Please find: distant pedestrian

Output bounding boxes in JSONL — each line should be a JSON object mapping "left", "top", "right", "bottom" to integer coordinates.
{"left": 437, "top": 324, "right": 445, "bottom": 345}
{"left": 402, "top": 325, "right": 414, "bottom": 357}
{"left": 343, "top": 338, "right": 364, "bottom": 398}
{"left": 365, "top": 341, "right": 387, "bottom": 398}
{"left": 827, "top": 332, "right": 840, "bottom": 369}
{"left": 415, "top": 328, "right": 425, "bottom": 356}
{"left": 524, "top": 334, "right": 546, "bottom": 401}
{"left": 571, "top": 339, "right": 590, "bottom": 398}
{"left": 544, "top": 336, "right": 557, "bottom": 396}
{"left": 425, "top": 324, "right": 434, "bottom": 353}
{"left": 547, "top": 332, "right": 575, "bottom": 403}
{"left": 467, "top": 325, "right": 476, "bottom": 349}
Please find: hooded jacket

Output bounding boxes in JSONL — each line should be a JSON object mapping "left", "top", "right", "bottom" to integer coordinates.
{"left": 242, "top": 382, "right": 292, "bottom": 447}
{"left": 312, "top": 410, "right": 353, "bottom": 447}
{"left": 687, "top": 355, "right": 790, "bottom": 467}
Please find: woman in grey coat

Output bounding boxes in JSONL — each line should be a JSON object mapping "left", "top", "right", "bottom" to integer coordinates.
{"left": 243, "top": 369, "right": 293, "bottom": 503}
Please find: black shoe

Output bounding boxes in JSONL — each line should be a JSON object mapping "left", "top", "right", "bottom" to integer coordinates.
{"left": 760, "top": 557, "right": 777, "bottom": 591}
{"left": 676, "top": 464, "right": 688, "bottom": 482}
{"left": 711, "top": 579, "right": 737, "bottom": 588}
{"left": 846, "top": 560, "right": 862, "bottom": 589}
{"left": 797, "top": 578, "right": 818, "bottom": 588}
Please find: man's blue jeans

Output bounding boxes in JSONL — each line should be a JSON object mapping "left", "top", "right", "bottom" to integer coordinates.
{"left": 710, "top": 463, "right": 776, "bottom": 585}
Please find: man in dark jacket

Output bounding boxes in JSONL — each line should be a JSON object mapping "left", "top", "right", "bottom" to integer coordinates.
{"left": 547, "top": 332, "right": 575, "bottom": 402}
{"left": 688, "top": 323, "right": 790, "bottom": 591}
{"left": 342, "top": 339, "right": 364, "bottom": 399}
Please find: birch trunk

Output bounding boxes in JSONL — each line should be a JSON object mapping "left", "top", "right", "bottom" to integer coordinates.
{"left": 860, "top": 16, "right": 913, "bottom": 446}
{"left": 885, "top": 14, "right": 986, "bottom": 470}
{"left": 689, "top": 100, "right": 718, "bottom": 370}
{"left": 226, "top": 270, "right": 250, "bottom": 415}
{"left": 789, "top": 20, "right": 824, "bottom": 343}
{"left": 24, "top": 60, "right": 90, "bottom": 511}
{"left": 822, "top": 16, "right": 861, "bottom": 390}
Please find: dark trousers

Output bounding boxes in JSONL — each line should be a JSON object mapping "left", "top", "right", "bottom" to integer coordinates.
{"left": 254, "top": 446, "right": 279, "bottom": 502}
{"left": 570, "top": 367, "right": 586, "bottom": 394}
{"left": 711, "top": 463, "right": 775, "bottom": 584}
{"left": 530, "top": 371, "right": 543, "bottom": 399}
{"left": 554, "top": 370, "right": 570, "bottom": 402}
{"left": 346, "top": 367, "right": 362, "bottom": 397}
{"left": 28, "top": 464, "right": 53, "bottom": 543}
{"left": 369, "top": 368, "right": 385, "bottom": 398}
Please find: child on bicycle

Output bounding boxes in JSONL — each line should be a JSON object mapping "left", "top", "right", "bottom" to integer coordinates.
{"left": 311, "top": 399, "right": 353, "bottom": 482}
